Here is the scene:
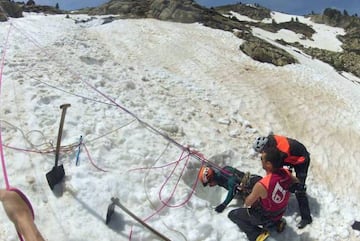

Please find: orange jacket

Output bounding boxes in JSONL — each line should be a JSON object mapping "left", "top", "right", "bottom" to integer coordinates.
{"left": 273, "top": 135, "right": 306, "bottom": 165}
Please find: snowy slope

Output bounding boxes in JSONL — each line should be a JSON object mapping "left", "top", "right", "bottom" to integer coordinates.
{"left": 0, "top": 12, "right": 360, "bottom": 241}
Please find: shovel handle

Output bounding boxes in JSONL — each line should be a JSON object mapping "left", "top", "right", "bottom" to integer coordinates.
{"left": 54, "top": 104, "right": 71, "bottom": 167}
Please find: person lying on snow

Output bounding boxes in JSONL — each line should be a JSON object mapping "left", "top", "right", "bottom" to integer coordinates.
{"left": 198, "top": 163, "right": 262, "bottom": 213}
{"left": 199, "top": 148, "right": 300, "bottom": 241}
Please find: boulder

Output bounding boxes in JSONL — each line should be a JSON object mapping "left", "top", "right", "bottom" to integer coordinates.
{"left": 238, "top": 33, "right": 298, "bottom": 66}
{"left": 0, "top": 0, "right": 23, "bottom": 21}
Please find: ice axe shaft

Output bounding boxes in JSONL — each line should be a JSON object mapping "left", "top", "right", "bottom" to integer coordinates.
{"left": 54, "top": 104, "right": 71, "bottom": 167}
{"left": 46, "top": 103, "right": 71, "bottom": 190}
{"left": 107, "top": 197, "right": 171, "bottom": 241}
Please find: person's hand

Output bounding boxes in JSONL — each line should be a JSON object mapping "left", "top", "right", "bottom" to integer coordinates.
{"left": 0, "top": 189, "right": 45, "bottom": 241}
{"left": 0, "top": 189, "right": 33, "bottom": 223}
{"left": 215, "top": 203, "right": 226, "bottom": 213}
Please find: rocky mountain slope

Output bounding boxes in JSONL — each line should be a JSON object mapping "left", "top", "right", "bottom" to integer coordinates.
{"left": 1, "top": 0, "right": 360, "bottom": 77}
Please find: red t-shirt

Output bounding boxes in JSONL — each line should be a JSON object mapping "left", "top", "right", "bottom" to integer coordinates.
{"left": 259, "top": 168, "right": 292, "bottom": 220}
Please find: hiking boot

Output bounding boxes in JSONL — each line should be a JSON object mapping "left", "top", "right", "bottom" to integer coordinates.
{"left": 256, "top": 230, "right": 269, "bottom": 241}
{"left": 276, "top": 218, "right": 286, "bottom": 233}
{"left": 297, "top": 217, "right": 312, "bottom": 229}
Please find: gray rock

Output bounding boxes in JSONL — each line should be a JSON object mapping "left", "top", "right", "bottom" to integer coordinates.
{"left": 0, "top": 0, "right": 23, "bottom": 21}
{"left": 238, "top": 34, "right": 298, "bottom": 66}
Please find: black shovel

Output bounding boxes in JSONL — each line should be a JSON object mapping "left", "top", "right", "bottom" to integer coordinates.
{"left": 46, "top": 103, "right": 71, "bottom": 190}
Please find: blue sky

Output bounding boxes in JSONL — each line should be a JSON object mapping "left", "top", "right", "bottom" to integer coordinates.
{"left": 34, "top": 0, "right": 108, "bottom": 10}
{"left": 35, "top": 0, "right": 360, "bottom": 16}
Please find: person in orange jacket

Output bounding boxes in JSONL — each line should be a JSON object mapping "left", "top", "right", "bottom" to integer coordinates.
{"left": 253, "top": 134, "right": 312, "bottom": 229}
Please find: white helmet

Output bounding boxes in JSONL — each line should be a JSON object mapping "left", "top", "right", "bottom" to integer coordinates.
{"left": 253, "top": 136, "right": 268, "bottom": 152}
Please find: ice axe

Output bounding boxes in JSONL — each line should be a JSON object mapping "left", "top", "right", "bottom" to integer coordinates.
{"left": 106, "top": 197, "right": 171, "bottom": 241}
{"left": 46, "top": 103, "right": 71, "bottom": 190}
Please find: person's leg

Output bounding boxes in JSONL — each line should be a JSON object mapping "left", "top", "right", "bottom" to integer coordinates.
{"left": 294, "top": 157, "right": 312, "bottom": 228}
{"left": 295, "top": 155, "right": 310, "bottom": 184}
{"left": 228, "top": 208, "right": 263, "bottom": 241}
{"left": 295, "top": 189, "right": 312, "bottom": 228}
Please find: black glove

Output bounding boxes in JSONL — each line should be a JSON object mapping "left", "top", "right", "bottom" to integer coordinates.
{"left": 215, "top": 203, "right": 226, "bottom": 213}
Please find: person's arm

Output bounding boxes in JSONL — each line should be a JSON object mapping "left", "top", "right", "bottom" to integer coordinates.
{"left": 224, "top": 178, "right": 238, "bottom": 206}
{"left": 288, "top": 173, "right": 304, "bottom": 193}
{"left": 290, "top": 173, "right": 300, "bottom": 184}
{"left": 0, "top": 189, "right": 45, "bottom": 241}
{"left": 244, "top": 182, "right": 266, "bottom": 207}
{"left": 214, "top": 166, "right": 244, "bottom": 213}
{"left": 215, "top": 179, "right": 236, "bottom": 213}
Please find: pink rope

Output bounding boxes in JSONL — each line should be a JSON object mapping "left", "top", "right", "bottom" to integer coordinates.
{"left": 128, "top": 150, "right": 199, "bottom": 224}
{"left": 9, "top": 21, "right": 229, "bottom": 177}
{"left": 157, "top": 152, "right": 192, "bottom": 208}
{"left": 0, "top": 23, "right": 12, "bottom": 190}
{"left": 128, "top": 155, "right": 188, "bottom": 172}
{"left": 9, "top": 187, "right": 35, "bottom": 219}
{"left": 126, "top": 150, "right": 202, "bottom": 240}
{"left": 9, "top": 21, "right": 230, "bottom": 175}
{"left": 82, "top": 143, "right": 108, "bottom": 172}
{"left": 0, "top": 129, "right": 9, "bottom": 189}
{"left": 0, "top": 23, "right": 32, "bottom": 241}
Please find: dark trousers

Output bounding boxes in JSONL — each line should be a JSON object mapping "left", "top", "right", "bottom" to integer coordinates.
{"left": 294, "top": 155, "right": 312, "bottom": 221}
{"left": 228, "top": 208, "right": 266, "bottom": 241}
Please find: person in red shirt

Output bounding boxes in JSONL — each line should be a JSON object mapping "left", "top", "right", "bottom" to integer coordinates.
{"left": 253, "top": 134, "right": 312, "bottom": 229}
{"left": 228, "top": 148, "right": 299, "bottom": 241}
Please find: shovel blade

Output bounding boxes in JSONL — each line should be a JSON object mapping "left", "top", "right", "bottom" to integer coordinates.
{"left": 46, "top": 165, "right": 65, "bottom": 190}
{"left": 105, "top": 202, "right": 116, "bottom": 225}
{"left": 352, "top": 221, "right": 360, "bottom": 230}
